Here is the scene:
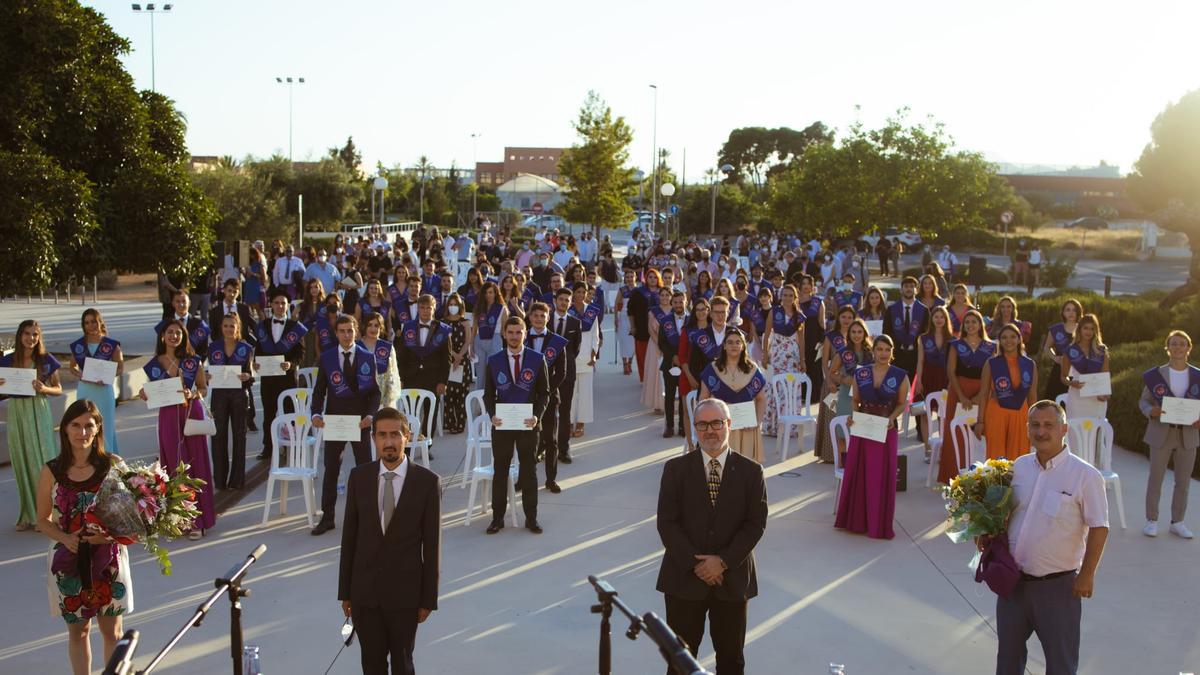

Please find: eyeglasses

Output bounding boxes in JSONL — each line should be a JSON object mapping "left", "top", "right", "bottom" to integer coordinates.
{"left": 693, "top": 420, "right": 728, "bottom": 432}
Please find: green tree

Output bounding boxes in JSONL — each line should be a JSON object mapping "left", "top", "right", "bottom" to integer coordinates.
{"left": 287, "top": 158, "right": 360, "bottom": 227}
{"left": 191, "top": 162, "right": 291, "bottom": 243}
{"left": 1128, "top": 89, "right": 1200, "bottom": 306}
{"left": 557, "top": 91, "right": 638, "bottom": 233}
{"left": 718, "top": 123, "right": 832, "bottom": 191}
{"left": 678, "top": 177, "right": 758, "bottom": 234}
{"left": 329, "top": 136, "right": 363, "bottom": 181}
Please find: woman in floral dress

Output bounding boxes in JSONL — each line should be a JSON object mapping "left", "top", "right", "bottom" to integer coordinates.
{"left": 37, "top": 400, "right": 134, "bottom": 675}
{"left": 762, "top": 284, "right": 806, "bottom": 437}
{"left": 442, "top": 293, "right": 475, "bottom": 433}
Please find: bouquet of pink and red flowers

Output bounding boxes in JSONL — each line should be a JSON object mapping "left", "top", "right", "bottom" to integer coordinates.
{"left": 88, "top": 460, "right": 205, "bottom": 575}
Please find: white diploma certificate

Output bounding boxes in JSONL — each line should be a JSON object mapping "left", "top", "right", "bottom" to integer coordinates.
{"left": 494, "top": 403, "right": 533, "bottom": 430}
{"left": 1161, "top": 396, "right": 1200, "bottom": 426}
{"left": 850, "top": 412, "right": 890, "bottom": 443}
{"left": 144, "top": 377, "right": 186, "bottom": 409}
{"left": 255, "top": 355, "right": 287, "bottom": 378}
{"left": 864, "top": 320, "right": 884, "bottom": 337}
{"left": 0, "top": 367, "right": 36, "bottom": 396}
{"left": 322, "top": 414, "right": 362, "bottom": 441}
{"left": 448, "top": 365, "right": 464, "bottom": 384}
{"left": 1075, "top": 372, "right": 1111, "bottom": 398}
{"left": 727, "top": 401, "right": 759, "bottom": 430}
{"left": 81, "top": 358, "right": 118, "bottom": 385}
{"left": 207, "top": 365, "right": 243, "bottom": 389}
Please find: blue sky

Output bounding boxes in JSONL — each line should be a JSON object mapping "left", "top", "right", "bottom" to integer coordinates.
{"left": 88, "top": 0, "right": 1199, "bottom": 177}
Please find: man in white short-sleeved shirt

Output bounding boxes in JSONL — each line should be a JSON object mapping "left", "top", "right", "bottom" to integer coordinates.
{"left": 995, "top": 400, "right": 1109, "bottom": 675}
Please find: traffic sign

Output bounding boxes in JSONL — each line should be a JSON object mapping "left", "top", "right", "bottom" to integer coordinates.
{"left": 669, "top": 204, "right": 679, "bottom": 215}
{"left": 531, "top": 202, "right": 544, "bottom": 215}
{"left": 1000, "top": 210, "right": 1014, "bottom": 224}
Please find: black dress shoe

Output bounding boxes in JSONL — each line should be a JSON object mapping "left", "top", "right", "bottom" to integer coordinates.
{"left": 558, "top": 453, "right": 573, "bottom": 464}
{"left": 677, "top": 428, "right": 686, "bottom": 437}
{"left": 663, "top": 429, "right": 674, "bottom": 438}
{"left": 256, "top": 450, "right": 269, "bottom": 461}
{"left": 310, "top": 520, "right": 335, "bottom": 536}
{"left": 525, "top": 520, "right": 543, "bottom": 534}
{"left": 247, "top": 420, "right": 259, "bottom": 432}
{"left": 546, "top": 481, "right": 561, "bottom": 494}
{"left": 486, "top": 521, "right": 504, "bottom": 534}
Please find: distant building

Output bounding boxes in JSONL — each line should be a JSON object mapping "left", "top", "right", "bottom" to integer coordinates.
{"left": 475, "top": 146, "right": 567, "bottom": 187}
{"left": 189, "top": 155, "right": 222, "bottom": 172}
{"left": 495, "top": 173, "right": 564, "bottom": 212}
{"left": 1000, "top": 174, "right": 1141, "bottom": 218}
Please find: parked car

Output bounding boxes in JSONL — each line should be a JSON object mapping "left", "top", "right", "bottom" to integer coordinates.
{"left": 628, "top": 212, "right": 666, "bottom": 233}
{"left": 1064, "top": 217, "right": 1109, "bottom": 230}
{"left": 522, "top": 214, "right": 568, "bottom": 231}
{"left": 859, "top": 228, "right": 923, "bottom": 248}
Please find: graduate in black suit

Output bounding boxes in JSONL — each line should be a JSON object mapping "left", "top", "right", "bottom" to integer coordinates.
{"left": 523, "top": 301, "right": 569, "bottom": 493}
{"left": 156, "top": 289, "right": 211, "bottom": 359}
{"left": 548, "top": 288, "right": 582, "bottom": 463}
{"left": 311, "top": 315, "right": 382, "bottom": 535}
{"left": 339, "top": 407, "right": 440, "bottom": 675}
{"left": 253, "top": 289, "right": 307, "bottom": 460}
{"left": 483, "top": 316, "right": 550, "bottom": 534}
{"left": 658, "top": 290, "right": 689, "bottom": 438}
{"left": 656, "top": 398, "right": 768, "bottom": 675}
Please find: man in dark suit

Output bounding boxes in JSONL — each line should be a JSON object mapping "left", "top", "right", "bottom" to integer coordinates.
{"left": 659, "top": 290, "right": 688, "bottom": 438}
{"left": 311, "top": 315, "right": 382, "bottom": 536}
{"left": 156, "top": 289, "right": 211, "bottom": 359}
{"left": 483, "top": 316, "right": 550, "bottom": 534}
{"left": 395, "top": 294, "right": 451, "bottom": 399}
{"left": 524, "top": 301, "right": 569, "bottom": 493}
{"left": 210, "top": 278, "right": 262, "bottom": 431}
{"left": 656, "top": 398, "right": 768, "bottom": 674}
{"left": 549, "top": 288, "right": 582, "bottom": 464}
{"left": 339, "top": 407, "right": 440, "bottom": 675}
{"left": 253, "top": 289, "right": 307, "bottom": 460}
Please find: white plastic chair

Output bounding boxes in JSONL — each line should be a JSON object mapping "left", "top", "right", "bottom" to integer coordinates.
{"left": 771, "top": 372, "right": 818, "bottom": 461}
{"left": 276, "top": 387, "right": 312, "bottom": 417}
{"left": 829, "top": 415, "right": 850, "bottom": 515}
{"left": 463, "top": 416, "right": 518, "bottom": 526}
{"left": 684, "top": 390, "right": 699, "bottom": 452}
{"left": 297, "top": 367, "right": 318, "bottom": 390}
{"left": 948, "top": 412, "right": 983, "bottom": 477}
{"left": 1068, "top": 417, "right": 1126, "bottom": 529}
{"left": 923, "top": 390, "right": 949, "bottom": 488}
{"left": 1055, "top": 393, "right": 1068, "bottom": 410}
{"left": 462, "top": 390, "right": 489, "bottom": 488}
{"left": 261, "top": 413, "right": 321, "bottom": 527}
{"left": 406, "top": 412, "right": 431, "bottom": 468}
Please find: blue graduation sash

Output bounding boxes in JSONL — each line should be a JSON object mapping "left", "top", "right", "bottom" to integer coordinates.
{"left": 255, "top": 319, "right": 307, "bottom": 355}
{"left": 521, "top": 286, "right": 540, "bottom": 308}
{"left": 826, "top": 330, "right": 859, "bottom": 375}
{"left": 1066, "top": 344, "right": 1106, "bottom": 374}
{"left": 772, "top": 306, "right": 803, "bottom": 338}
{"left": 320, "top": 345, "right": 377, "bottom": 398}
{"left": 392, "top": 297, "right": 415, "bottom": 326}
{"left": 477, "top": 302, "right": 503, "bottom": 340}
{"left": 463, "top": 286, "right": 479, "bottom": 309}
{"left": 70, "top": 336, "right": 120, "bottom": 367}
{"left": 315, "top": 315, "right": 338, "bottom": 353}
{"left": 207, "top": 340, "right": 253, "bottom": 366}
{"left": 699, "top": 364, "right": 767, "bottom": 403}
{"left": 887, "top": 301, "right": 927, "bottom": 346}
{"left": 952, "top": 338, "right": 996, "bottom": 369}
{"left": 570, "top": 303, "right": 601, "bottom": 332}
{"left": 1143, "top": 365, "right": 1200, "bottom": 403}
{"left": 399, "top": 320, "right": 450, "bottom": 359}
{"left": 142, "top": 356, "right": 201, "bottom": 389}
{"left": 948, "top": 305, "right": 975, "bottom": 333}
{"left": 357, "top": 339, "right": 393, "bottom": 375}
{"left": 830, "top": 290, "right": 863, "bottom": 310}
{"left": 387, "top": 283, "right": 406, "bottom": 309}
{"left": 989, "top": 354, "right": 1035, "bottom": 410}
{"left": 657, "top": 312, "right": 683, "bottom": 350}
{"left": 854, "top": 364, "right": 906, "bottom": 407}
{"left": 1048, "top": 322, "right": 1073, "bottom": 357}
{"left": 155, "top": 317, "right": 210, "bottom": 356}
{"left": 526, "top": 331, "right": 568, "bottom": 368}
{"left": 689, "top": 327, "right": 723, "bottom": 361}
{"left": 488, "top": 348, "right": 545, "bottom": 404}
{"left": 358, "top": 298, "right": 392, "bottom": 320}
{"left": 920, "top": 335, "right": 948, "bottom": 368}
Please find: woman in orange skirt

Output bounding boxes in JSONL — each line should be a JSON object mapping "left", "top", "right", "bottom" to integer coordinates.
{"left": 976, "top": 324, "right": 1037, "bottom": 459}
{"left": 937, "top": 309, "right": 994, "bottom": 484}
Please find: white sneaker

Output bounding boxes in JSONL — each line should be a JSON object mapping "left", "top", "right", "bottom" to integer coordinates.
{"left": 1170, "top": 522, "right": 1195, "bottom": 539}
{"left": 1142, "top": 521, "right": 1158, "bottom": 537}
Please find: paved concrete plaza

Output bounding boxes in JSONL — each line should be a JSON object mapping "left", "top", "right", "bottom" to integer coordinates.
{"left": 0, "top": 305, "right": 1197, "bottom": 674}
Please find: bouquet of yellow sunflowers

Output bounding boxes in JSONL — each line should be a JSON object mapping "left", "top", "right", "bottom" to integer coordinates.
{"left": 942, "top": 457, "right": 1015, "bottom": 543}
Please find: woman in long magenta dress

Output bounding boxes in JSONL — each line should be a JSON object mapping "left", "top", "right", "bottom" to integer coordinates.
{"left": 139, "top": 320, "right": 216, "bottom": 536}
{"left": 835, "top": 334, "right": 910, "bottom": 540}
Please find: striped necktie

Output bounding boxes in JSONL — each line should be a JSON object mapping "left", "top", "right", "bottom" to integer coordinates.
{"left": 707, "top": 458, "right": 721, "bottom": 506}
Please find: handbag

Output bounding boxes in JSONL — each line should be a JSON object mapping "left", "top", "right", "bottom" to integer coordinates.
{"left": 183, "top": 397, "right": 218, "bottom": 436}
{"left": 975, "top": 532, "right": 1020, "bottom": 598}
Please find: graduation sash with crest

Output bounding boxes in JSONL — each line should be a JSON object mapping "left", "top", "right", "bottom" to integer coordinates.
{"left": 1142, "top": 365, "right": 1200, "bottom": 403}
{"left": 142, "top": 355, "right": 201, "bottom": 389}
{"left": 70, "top": 336, "right": 119, "bottom": 368}
{"left": 208, "top": 340, "right": 253, "bottom": 366}
{"left": 255, "top": 319, "right": 307, "bottom": 355}
{"left": 887, "top": 301, "right": 927, "bottom": 346}
{"left": 1066, "top": 343, "right": 1106, "bottom": 374}
{"left": 358, "top": 339, "right": 393, "bottom": 375}
{"left": 526, "top": 331, "right": 568, "bottom": 368}
{"left": 488, "top": 348, "right": 545, "bottom": 404}
{"left": 988, "top": 354, "right": 1035, "bottom": 410}
{"left": 320, "top": 345, "right": 377, "bottom": 398}
{"left": 399, "top": 320, "right": 450, "bottom": 358}
{"left": 700, "top": 364, "right": 767, "bottom": 403}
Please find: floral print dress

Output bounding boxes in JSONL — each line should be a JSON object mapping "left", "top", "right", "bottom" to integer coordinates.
{"left": 46, "top": 457, "right": 134, "bottom": 622}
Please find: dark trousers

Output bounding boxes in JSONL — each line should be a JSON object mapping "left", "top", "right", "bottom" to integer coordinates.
{"left": 351, "top": 604, "right": 417, "bottom": 675}
{"left": 894, "top": 346, "right": 922, "bottom": 441}
{"left": 878, "top": 252, "right": 889, "bottom": 276}
{"left": 540, "top": 390, "right": 561, "bottom": 482}
{"left": 211, "top": 389, "right": 247, "bottom": 490}
{"left": 662, "top": 369, "right": 682, "bottom": 431}
{"left": 664, "top": 593, "right": 748, "bottom": 675}
{"left": 244, "top": 379, "right": 257, "bottom": 425}
{"left": 320, "top": 429, "right": 372, "bottom": 522}
{"left": 260, "top": 371, "right": 298, "bottom": 453}
{"left": 492, "top": 429, "right": 538, "bottom": 522}
{"left": 996, "top": 573, "right": 1080, "bottom": 675}
{"left": 557, "top": 376, "right": 576, "bottom": 457}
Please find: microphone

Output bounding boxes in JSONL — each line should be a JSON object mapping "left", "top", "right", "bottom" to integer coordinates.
{"left": 643, "top": 612, "right": 709, "bottom": 675}
{"left": 101, "top": 629, "right": 139, "bottom": 675}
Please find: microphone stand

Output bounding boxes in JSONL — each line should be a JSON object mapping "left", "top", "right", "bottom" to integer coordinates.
{"left": 137, "top": 544, "right": 267, "bottom": 675}
{"left": 101, "top": 629, "right": 139, "bottom": 675}
{"left": 587, "top": 575, "right": 710, "bottom": 675}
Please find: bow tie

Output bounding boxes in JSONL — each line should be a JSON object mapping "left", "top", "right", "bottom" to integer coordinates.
{"left": 273, "top": 319, "right": 286, "bottom": 325}
{"left": 420, "top": 324, "right": 431, "bottom": 329}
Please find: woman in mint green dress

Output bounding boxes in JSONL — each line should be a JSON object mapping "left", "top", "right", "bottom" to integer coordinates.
{"left": 1, "top": 320, "right": 63, "bottom": 530}
{"left": 67, "top": 309, "right": 124, "bottom": 455}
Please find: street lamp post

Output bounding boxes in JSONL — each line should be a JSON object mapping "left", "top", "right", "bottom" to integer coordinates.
{"left": 373, "top": 176, "right": 389, "bottom": 226}
{"left": 710, "top": 164, "right": 734, "bottom": 235}
{"left": 470, "top": 132, "right": 482, "bottom": 220}
{"left": 660, "top": 183, "right": 676, "bottom": 240}
{"left": 274, "top": 76, "right": 305, "bottom": 162}
{"left": 419, "top": 173, "right": 429, "bottom": 225}
{"left": 649, "top": 84, "right": 658, "bottom": 238}
{"left": 130, "top": 3, "right": 172, "bottom": 93}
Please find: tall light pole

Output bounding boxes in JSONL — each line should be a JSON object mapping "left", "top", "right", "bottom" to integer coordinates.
{"left": 419, "top": 173, "right": 429, "bottom": 225}
{"left": 710, "top": 164, "right": 734, "bottom": 235}
{"left": 131, "top": 3, "right": 172, "bottom": 93}
{"left": 274, "top": 76, "right": 305, "bottom": 162}
{"left": 649, "top": 84, "right": 658, "bottom": 237}
{"left": 660, "top": 183, "right": 676, "bottom": 240}
{"left": 470, "top": 132, "right": 482, "bottom": 220}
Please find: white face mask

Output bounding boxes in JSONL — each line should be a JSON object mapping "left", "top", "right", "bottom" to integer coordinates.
{"left": 448, "top": 305, "right": 461, "bottom": 316}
